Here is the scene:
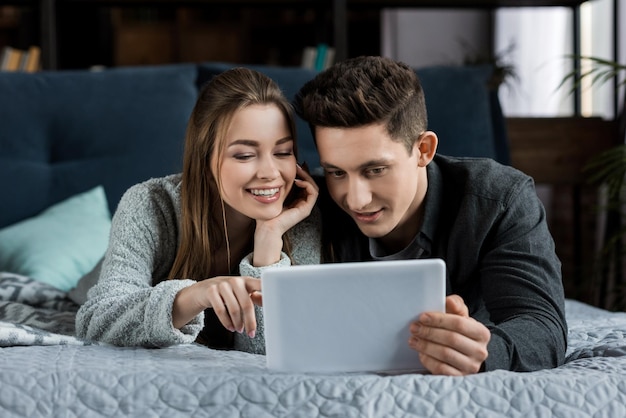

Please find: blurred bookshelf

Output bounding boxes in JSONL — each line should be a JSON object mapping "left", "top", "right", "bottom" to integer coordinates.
{"left": 105, "top": 6, "right": 337, "bottom": 68}
{"left": 0, "top": 44, "right": 41, "bottom": 71}
{"left": 0, "top": 5, "right": 38, "bottom": 59}
{"left": 0, "top": 2, "right": 343, "bottom": 69}
{"left": 0, "top": 0, "right": 589, "bottom": 70}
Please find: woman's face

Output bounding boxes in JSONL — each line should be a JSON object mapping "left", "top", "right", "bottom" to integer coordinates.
{"left": 213, "top": 104, "right": 296, "bottom": 221}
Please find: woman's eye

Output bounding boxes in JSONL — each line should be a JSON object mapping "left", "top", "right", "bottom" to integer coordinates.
{"left": 234, "top": 154, "right": 254, "bottom": 161}
{"left": 275, "top": 150, "right": 294, "bottom": 158}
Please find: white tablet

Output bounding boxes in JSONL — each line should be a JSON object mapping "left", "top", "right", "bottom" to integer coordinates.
{"left": 261, "top": 258, "right": 446, "bottom": 373}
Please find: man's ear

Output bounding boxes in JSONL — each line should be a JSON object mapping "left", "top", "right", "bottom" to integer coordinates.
{"left": 415, "top": 131, "right": 438, "bottom": 167}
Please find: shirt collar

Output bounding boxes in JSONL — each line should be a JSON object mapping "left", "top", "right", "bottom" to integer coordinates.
{"left": 421, "top": 157, "right": 443, "bottom": 247}
{"left": 367, "top": 158, "right": 443, "bottom": 259}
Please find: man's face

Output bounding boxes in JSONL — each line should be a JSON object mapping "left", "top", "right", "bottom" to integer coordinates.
{"left": 316, "top": 123, "right": 429, "bottom": 251}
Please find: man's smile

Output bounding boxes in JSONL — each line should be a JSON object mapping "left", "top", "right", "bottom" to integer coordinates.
{"left": 351, "top": 209, "right": 383, "bottom": 223}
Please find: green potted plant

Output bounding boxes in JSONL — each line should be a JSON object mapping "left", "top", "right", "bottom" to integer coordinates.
{"left": 562, "top": 56, "right": 626, "bottom": 310}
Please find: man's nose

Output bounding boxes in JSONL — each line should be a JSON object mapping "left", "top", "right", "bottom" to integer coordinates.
{"left": 346, "top": 177, "right": 372, "bottom": 210}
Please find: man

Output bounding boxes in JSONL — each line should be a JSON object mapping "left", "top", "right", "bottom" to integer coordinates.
{"left": 293, "top": 56, "right": 567, "bottom": 376}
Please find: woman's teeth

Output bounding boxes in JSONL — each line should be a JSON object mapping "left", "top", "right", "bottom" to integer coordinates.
{"left": 250, "top": 188, "right": 279, "bottom": 196}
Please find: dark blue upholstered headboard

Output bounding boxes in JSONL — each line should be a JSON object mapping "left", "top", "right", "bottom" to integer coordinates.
{"left": 0, "top": 62, "right": 508, "bottom": 229}
{"left": 0, "top": 64, "right": 197, "bottom": 228}
{"left": 416, "top": 65, "right": 510, "bottom": 166}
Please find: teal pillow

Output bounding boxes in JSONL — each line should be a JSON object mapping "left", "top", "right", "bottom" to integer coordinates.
{"left": 0, "top": 186, "right": 111, "bottom": 292}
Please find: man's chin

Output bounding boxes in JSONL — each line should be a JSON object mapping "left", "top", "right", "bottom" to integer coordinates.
{"left": 354, "top": 223, "right": 389, "bottom": 239}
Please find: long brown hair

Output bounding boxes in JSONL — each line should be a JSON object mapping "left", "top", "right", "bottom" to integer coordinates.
{"left": 168, "top": 68, "right": 297, "bottom": 280}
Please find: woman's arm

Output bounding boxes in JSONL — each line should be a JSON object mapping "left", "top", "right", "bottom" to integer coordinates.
{"left": 76, "top": 178, "right": 204, "bottom": 347}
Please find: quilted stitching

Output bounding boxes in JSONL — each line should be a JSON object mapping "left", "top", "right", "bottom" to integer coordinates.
{"left": 0, "top": 344, "right": 625, "bottom": 418}
{"left": 1, "top": 295, "right": 625, "bottom": 417}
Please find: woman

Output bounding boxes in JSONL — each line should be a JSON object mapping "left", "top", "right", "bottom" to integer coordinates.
{"left": 76, "top": 68, "right": 321, "bottom": 353}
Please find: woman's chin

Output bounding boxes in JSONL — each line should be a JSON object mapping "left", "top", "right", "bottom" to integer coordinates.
{"left": 247, "top": 205, "right": 284, "bottom": 222}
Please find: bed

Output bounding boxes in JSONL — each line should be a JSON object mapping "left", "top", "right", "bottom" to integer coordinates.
{"left": 2, "top": 63, "right": 623, "bottom": 418}
{"left": 1, "top": 272, "right": 626, "bottom": 417}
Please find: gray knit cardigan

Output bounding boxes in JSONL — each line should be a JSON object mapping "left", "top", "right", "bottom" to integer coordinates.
{"left": 75, "top": 174, "right": 321, "bottom": 353}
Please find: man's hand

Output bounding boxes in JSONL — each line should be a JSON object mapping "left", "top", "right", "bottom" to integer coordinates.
{"left": 408, "top": 294, "right": 490, "bottom": 376}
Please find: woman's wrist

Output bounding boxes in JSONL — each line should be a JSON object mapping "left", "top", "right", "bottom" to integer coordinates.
{"left": 252, "top": 238, "right": 283, "bottom": 266}
{"left": 252, "top": 226, "right": 283, "bottom": 266}
{"left": 172, "top": 283, "right": 206, "bottom": 329}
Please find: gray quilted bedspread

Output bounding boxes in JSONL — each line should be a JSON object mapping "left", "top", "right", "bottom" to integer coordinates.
{"left": 1, "top": 273, "right": 626, "bottom": 417}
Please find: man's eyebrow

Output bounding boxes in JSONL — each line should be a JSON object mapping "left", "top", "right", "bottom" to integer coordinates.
{"left": 320, "top": 161, "right": 340, "bottom": 170}
{"left": 227, "top": 136, "right": 293, "bottom": 148}
{"left": 321, "top": 159, "right": 390, "bottom": 170}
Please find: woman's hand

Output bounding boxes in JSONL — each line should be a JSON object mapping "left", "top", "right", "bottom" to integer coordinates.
{"left": 252, "top": 164, "right": 319, "bottom": 266}
{"left": 172, "top": 276, "right": 262, "bottom": 337}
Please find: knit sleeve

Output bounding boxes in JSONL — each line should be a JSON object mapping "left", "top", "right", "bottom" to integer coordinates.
{"left": 75, "top": 178, "right": 204, "bottom": 346}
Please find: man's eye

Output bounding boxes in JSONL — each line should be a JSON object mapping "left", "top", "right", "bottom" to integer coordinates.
{"left": 326, "top": 170, "right": 345, "bottom": 178}
{"left": 367, "top": 167, "right": 386, "bottom": 176}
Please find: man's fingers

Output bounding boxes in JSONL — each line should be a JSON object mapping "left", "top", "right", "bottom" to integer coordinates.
{"left": 410, "top": 322, "right": 487, "bottom": 359}
{"left": 417, "top": 351, "right": 467, "bottom": 376}
{"left": 446, "top": 294, "right": 469, "bottom": 317}
{"left": 408, "top": 296, "right": 489, "bottom": 376}
{"left": 415, "top": 312, "right": 487, "bottom": 342}
{"left": 409, "top": 330, "right": 485, "bottom": 375}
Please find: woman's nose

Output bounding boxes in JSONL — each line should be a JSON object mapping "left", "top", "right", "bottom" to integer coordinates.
{"left": 257, "top": 156, "right": 280, "bottom": 179}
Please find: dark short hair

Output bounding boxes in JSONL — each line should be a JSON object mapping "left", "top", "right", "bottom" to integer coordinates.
{"left": 294, "top": 56, "right": 427, "bottom": 153}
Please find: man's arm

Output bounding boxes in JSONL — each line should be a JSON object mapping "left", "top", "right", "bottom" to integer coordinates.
{"left": 476, "top": 177, "right": 567, "bottom": 371}
{"left": 409, "top": 175, "right": 567, "bottom": 374}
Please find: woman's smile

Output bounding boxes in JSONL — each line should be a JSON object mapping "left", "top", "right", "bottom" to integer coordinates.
{"left": 248, "top": 187, "right": 282, "bottom": 203}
